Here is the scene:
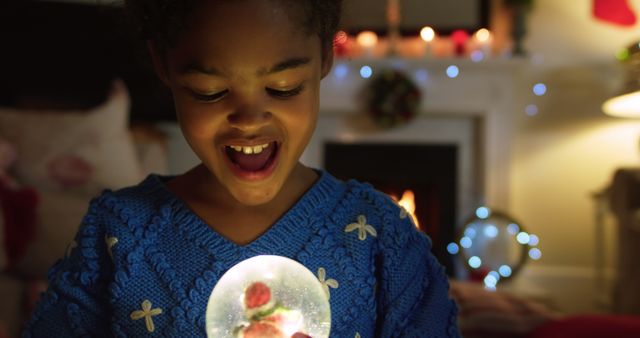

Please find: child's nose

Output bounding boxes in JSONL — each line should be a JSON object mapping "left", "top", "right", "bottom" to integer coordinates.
{"left": 226, "top": 106, "right": 273, "bottom": 131}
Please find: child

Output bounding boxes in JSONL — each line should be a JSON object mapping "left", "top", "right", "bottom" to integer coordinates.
{"left": 24, "top": 0, "right": 460, "bottom": 337}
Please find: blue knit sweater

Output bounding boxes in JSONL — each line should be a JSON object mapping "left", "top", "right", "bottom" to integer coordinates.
{"left": 24, "top": 171, "right": 460, "bottom": 337}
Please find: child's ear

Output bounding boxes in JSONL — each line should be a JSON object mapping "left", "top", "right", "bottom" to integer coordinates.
{"left": 320, "top": 47, "right": 334, "bottom": 79}
{"left": 147, "top": 41, "right": 170, "bottom": 86}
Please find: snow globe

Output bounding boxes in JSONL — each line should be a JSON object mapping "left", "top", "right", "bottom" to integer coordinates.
{"left": 205, "top": 255, "right": 331, "bottom": 338}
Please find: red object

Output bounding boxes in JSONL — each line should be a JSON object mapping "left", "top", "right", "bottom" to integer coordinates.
{"left": 47, "top": 154, "right": 93, "bottom": 188}
{"left": 468, "top": 267, "right": 490, "bottom": 282}
{"left": 245, "top": 282, "right": 272, "bottom": 310}
{"left": 451, "top": 30, "right": 470, "bottom": 56}
{"left": 333, "top": 31, "right": 350, "bottom": 57}
{"left": 0, "top": 180, "right": 39, "bottom": 270}
{"left": 291, "top": 333, "right": 311, "bottom": 338}
{"left": 528, "top": 314, "right": 640, "bottom": 338}
{"left": 241, "top": 321, "right": 287, "bottom": 338}
{"left": 593, "top": 0, "right": 637, "bottom": 27}
{"left": 333, "top": 30, "right": 348, "bottom": 46}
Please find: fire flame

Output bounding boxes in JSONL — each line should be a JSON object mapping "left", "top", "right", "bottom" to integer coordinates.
{"left": 392, "top": 190, "right": 420, "bottom": 228}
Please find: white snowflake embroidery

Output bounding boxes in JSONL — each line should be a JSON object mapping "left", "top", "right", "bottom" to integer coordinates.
{"left": 344, "top": 215, "right": 377, "bottom": 241}
{"left": 317, "top": 267, "right": 339, "bottom": 300}
{"left": 355, "top": 333, "right": 361, "bottom": 338}
{"left": 130, "top": 300, "right": 163, "bottom": 333}
{"left": 66, "top": 240, "right": 77, "bottom": 258}
{"left": 105, "top": 236, "right": 118, "bottom": 259}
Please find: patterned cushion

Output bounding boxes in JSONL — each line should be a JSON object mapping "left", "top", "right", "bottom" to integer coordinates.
{"left": 0, "top": 79, "right": 143, "bottom": 197}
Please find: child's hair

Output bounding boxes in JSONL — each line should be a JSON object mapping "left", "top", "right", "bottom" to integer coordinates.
{"left": 124, "top": 0, "right": 343, "bottom": 56}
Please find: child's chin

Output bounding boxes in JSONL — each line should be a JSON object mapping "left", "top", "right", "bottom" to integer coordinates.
{"left": 229, "top": 186, "right": 280, "bottom": 207}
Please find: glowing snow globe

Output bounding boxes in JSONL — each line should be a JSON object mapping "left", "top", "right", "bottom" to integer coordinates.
{"left": 206, "top": 255, "right": 331, "bottom": 338}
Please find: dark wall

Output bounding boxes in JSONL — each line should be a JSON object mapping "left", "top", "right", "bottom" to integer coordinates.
{"left": 0, "top": 1, "right": 175, "bottom": 122}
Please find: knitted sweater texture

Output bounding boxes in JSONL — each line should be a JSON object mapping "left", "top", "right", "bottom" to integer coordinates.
{"left": 24, "top": 171, "right": 460, "bottom": 337}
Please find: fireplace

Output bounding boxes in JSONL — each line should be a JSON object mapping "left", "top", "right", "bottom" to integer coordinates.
{"left": 324, "top": 142, "right": 457, "bottom": 274}
{"left": 294, "top": 58, "right": 522, "bottom": 278}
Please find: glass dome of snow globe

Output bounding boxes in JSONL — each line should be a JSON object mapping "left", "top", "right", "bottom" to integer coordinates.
{"left": 206, "top": 255, "right": 331, "bottom": 338}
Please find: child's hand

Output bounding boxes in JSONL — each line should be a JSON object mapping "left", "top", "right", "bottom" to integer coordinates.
{"left": 291, "top": 333, "right": 311, "bottom": 338}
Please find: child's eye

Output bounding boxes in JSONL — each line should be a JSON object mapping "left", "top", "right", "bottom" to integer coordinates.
{"left": 266, "top": 85, "right": 304, "bottom": 98}
{"left": 190, "top": 89, "right": 228, "bottom": 103}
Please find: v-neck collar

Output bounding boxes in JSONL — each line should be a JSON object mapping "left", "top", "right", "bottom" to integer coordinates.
{"left": 145, "top": 170, "right": 344, "bottom": 263}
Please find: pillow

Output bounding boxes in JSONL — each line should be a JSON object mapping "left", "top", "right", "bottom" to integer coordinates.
{"left": 0, "top": 79, "right": 143, "bottom": 197}
{"left": 130, "top": 124, "right": 170, "bottom": 176}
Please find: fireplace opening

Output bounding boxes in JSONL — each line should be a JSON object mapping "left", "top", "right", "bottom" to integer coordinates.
{"left": 324, "top": 142, "right": 457, "bottom": 275}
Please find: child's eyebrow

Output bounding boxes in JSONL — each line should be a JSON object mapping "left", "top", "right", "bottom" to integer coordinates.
{"left": 180, "top": 57, "right": 311, "bottom": 77}
{"left": 261, "top": 57, "right": 311, "bottom": 75}
{"left": 181, "top": 64, "right": 222, "bottom": 76}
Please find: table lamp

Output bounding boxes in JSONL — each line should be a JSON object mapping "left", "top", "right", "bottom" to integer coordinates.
{"left": 602, "top": 41, "right": 640, "bottom": 118}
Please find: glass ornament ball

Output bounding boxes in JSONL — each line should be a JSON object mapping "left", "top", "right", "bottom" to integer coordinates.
{"left": 457, "top": 208, "right": 530, "bottom": 280}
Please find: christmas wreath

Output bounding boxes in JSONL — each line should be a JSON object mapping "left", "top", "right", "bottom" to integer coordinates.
{"left": 363, "top": 69, "right": 422, "bottom": 128}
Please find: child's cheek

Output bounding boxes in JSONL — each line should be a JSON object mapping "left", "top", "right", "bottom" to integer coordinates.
{"left": 176, "top": 104, "right": 227, "bottom": 139}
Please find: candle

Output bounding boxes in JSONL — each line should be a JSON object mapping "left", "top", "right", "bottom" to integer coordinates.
{"left": 386, "top": 0, "right": 401, "bottom": 56}
{"left": 474, "top": 28, "right": 492, "bottom": 58}
{"left": 356, "top": 31, "right": 378, "bottom": 58}
{"left": 420, "top": 26, "right": 436, "bottom": 57}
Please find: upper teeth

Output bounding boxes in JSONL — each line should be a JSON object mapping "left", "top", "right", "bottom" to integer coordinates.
{"left": 229, "top": 143, "right": 270, "bottom": 154}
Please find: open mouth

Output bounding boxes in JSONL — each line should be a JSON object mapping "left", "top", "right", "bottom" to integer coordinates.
{"left": 224, "top": 141, "right": 279, "bottom": 174}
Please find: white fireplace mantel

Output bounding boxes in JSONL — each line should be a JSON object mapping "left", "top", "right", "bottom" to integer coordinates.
{"left": 303, "top": 57, "right": 527, "bottom": 212}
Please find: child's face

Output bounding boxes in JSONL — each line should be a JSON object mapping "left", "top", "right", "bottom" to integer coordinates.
{"left": 155, "top": 0, "right": 332, "bottom": 206}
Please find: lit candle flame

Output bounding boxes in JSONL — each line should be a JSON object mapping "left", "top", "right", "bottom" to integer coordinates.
{"left": 420, "top": 26, "right": 435, "bottom": 42}
{"left": 475, "top": 28, "right": 491, "bottom": 43}
{"left": 356, "top": 31, "right": 378, "bottom": 49}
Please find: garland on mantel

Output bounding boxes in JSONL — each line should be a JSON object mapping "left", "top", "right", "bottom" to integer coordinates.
{"left": 363, "top": 69, "right": 421, "bottom": 128}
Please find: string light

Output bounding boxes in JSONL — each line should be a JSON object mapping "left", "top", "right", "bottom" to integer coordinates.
{"left": 475, "top": 206, "right": 490, "bottom": 219}
{"left": 468, "top": 256, "right": 482, "bottom": 269}
{"left": 359, "top": 65, "right": 373, "bottom": 79}
{"left": 413, "top": 69, "right": 429, "bottom": 84}
{"left": 529, "top": 248, "right": 542, "bottom": 260}
{"left": 516, "top": 232, "right": 530, "bottom": 244}
{"left": 507, "top": 223, "right": 520, "bottom": 235}
{"left": 470, "top": 50, "right": 484, "bottom": 62}
{"left": 446, "top": 65, "right": 460, "bottom": 78}
{"left": 525, "top": 104, "right": 539, "bottom": 116}
{"left": 484, "top": 274, "right": 498, "bottom": 288}
{"left": 464, "top": 227, "right": 477, "bottom": 239}
{"left": 533, "top": 83, "right": 547, "bottom": 96}
{"left": 483, "top": 224, "right": 499, "bottom": 238}
{"left": 333, "top": 63, "right": 349, "bottom": 80}
{"left": 498, "top": 265, "right": 512, "bottom": 277}
{"left": 447, "top": 242, "right": 460, "bottom": 255}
